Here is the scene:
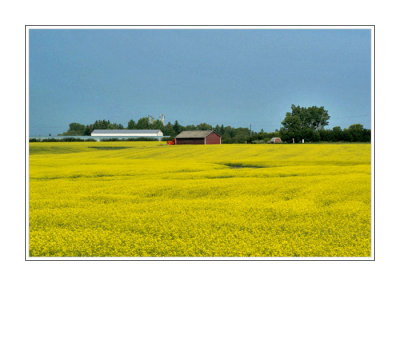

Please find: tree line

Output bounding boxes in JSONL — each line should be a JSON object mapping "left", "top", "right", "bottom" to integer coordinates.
{"left": 59, "top": 118, "right": 259, "bottom": 143}
{"left": 59, "top": 106, "right": 371, "bottom": 143}
{"left": 279, "top": 105, "right": 371, "bottom": 143}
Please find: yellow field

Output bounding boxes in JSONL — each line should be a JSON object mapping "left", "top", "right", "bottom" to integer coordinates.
{"left": 29, "top": 142, "right": 371, "bottom": 257}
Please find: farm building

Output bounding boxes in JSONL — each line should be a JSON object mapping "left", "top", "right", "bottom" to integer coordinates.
{"left": 175, "top": 130, "right": 221, "bottom": 145}
{"left": 91, "top": 129, "right": 163, "bottom": 138}
{"left": 269, "top": 137, "right": 282, "bottom": 144}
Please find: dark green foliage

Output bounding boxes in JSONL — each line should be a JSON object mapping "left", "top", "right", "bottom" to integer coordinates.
{"left": 279, "top": 104, "right": 370, "bottom": 143}
{"left": 281, "top": 104, "right": 330, "bottom": 131}
{"left": 60, "top": 120, "right": 123, "bottom": 136}
{"left": 40, "top": 138, "right": 58, "bottom": 142}
{"left": 127, "top": 120, "right": 136, "bottom": 129}
{"left": 59, "top": 137, "right": 85, "bottom": 142}
{"left": 59, "top": 122, "right": 86, "bottom": 136}
{"left": 125, "top": 137, "right": 159, "bottom": 142}
{"left": 163, "top": 122, "right": 176, "bottom": 136}
{"left": 136, "top": 117, "right": 151, "bottom": 129}
{"left": 56, "top": 108, "right": 370, "bottom": 143}
{"left": 173, "top": 120, "right": 184, "bottom": 135}
{"left": 196, "top": 123, "right": 213, "bottom": 131}
{"left": 345, "top": 124, "right": 371, "bottom": 142}
{"left": 30, "top": 137, "right": 96, "bottom": 142}
{"left": 280, "top": 104, "right": 330, "bottom": 142}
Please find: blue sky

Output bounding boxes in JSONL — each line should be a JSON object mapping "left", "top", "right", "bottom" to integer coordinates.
{"left": 29, "top": 29, "right": 371, "bottom": 136}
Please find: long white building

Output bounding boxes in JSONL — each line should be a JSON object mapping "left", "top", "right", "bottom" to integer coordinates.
{"left": 91, "top": 129, "right": 163, "bottom": 137}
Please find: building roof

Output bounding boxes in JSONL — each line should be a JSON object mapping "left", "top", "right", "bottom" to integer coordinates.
{"left": 92, "top": 129, "right": 162, "bottom": 134}
{"left": 175, "top": 130, "right": 219, "bottom": 138}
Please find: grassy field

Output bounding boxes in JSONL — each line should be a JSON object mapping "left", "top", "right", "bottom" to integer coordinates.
{"left": 29, "top": 142, "right": 371, "bottom": 257}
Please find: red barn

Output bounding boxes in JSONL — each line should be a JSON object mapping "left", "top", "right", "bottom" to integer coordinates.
{"left": 175, "top": 130, "right": 221, "bottom": 145}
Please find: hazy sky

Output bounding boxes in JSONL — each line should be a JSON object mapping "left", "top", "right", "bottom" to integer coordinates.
{"left": 29, "top": 28, "right": 371, "bottom": 136}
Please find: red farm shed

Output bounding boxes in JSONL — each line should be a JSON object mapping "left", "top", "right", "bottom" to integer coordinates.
{"left": 269, "top": 137, "right": 282, "bottom": 144}
{"left": 175, "top": 130, "right": 221, "bottom": 145}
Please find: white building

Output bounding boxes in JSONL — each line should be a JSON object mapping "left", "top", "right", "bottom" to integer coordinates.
{"left": 91, "top": 129, "right": 163, "bottom": 137}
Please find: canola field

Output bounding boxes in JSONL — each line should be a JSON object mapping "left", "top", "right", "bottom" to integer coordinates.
{"left": 29, "top": 142, "right": 371, "bottom": 257}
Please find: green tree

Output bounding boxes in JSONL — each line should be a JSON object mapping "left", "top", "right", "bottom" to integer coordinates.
{"left": 346, "top": 124, "right": 365, "bottom": 142}
{"left": 69, "top": 122, "right": 85, "bottom": 133}
{"left": 307, "top": 105, "right": 330, "bottom": 130}
{"left": 149, "top": 119, "right": 164, "bottom": 130}
{"left": 184, "top": 124, "right": 196, "bottom": 131}
{"left": 280, "top": 113, "right": 302, "bottom": 142}
{"left": 59, "top": 122, "right": 86, "bottom": 136}
{"left": 280, "top": 105, "right": 330, "bottom": 142}
{"left": 173, "top": 120, "right": 183, "bottom": 135}
{"left": 196, "top": 123, "right": 213, "bottom": 130}
{"left": 136, "top": 117, "right": 150, "bottom": 129}
{"left": 332, "top": 126, "right": 343, "bottom": 141}
{"left": 163, "top": 122, "right": 175, "bottom": 137}
{"left": 127, "top": 120, "right": 137, "bottom": 129}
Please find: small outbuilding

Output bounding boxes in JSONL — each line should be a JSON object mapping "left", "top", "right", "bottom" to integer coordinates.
{"left": 175, "top": 130, "right": 221, "bottom": 145}
{"left": 269, "top": 137, "right": 282, "bottom": 144}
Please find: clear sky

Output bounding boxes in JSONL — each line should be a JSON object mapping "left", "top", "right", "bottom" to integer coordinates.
{"left": 29, "top": 28, "right": 371, "bottom": 136}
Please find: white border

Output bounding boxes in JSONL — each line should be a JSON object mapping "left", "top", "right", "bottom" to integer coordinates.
{"left": 26, "top": 25, "right": 375, "bottom": 261}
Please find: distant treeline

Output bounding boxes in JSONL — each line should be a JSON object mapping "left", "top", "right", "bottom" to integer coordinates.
{"left": 279, "top": 105, "right": 371, "bottom": 143}
{"left": 30, "top": 137, "right": 96, "bottom": 142}
{"left": 58, "top": 106, "right": 371, "bottom": 143}
{"left": 59, "top": 119, "right": 260, "bottom": 143}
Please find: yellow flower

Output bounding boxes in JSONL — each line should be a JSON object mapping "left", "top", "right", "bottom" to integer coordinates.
{"left": 29, "top": 141, "right": 371, "bottom": 257}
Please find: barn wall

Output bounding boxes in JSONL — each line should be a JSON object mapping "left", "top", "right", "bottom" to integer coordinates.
{"left": 205, "top": 133, "right": 221, "bottom": 144}
{"left": 175, "top": 138, "right": 205, "bottom": 145}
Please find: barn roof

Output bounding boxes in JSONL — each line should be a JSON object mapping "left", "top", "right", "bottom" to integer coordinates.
{"left": 175, "top": 130, "right": 219, "bottom": 138}
{"left": 91, "top": 129, "right": 162, "bottom": 134}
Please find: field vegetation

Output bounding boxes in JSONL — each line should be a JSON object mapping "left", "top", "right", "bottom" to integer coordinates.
{"left": 29, "top": 142, "right": 371, "bottom": 257}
